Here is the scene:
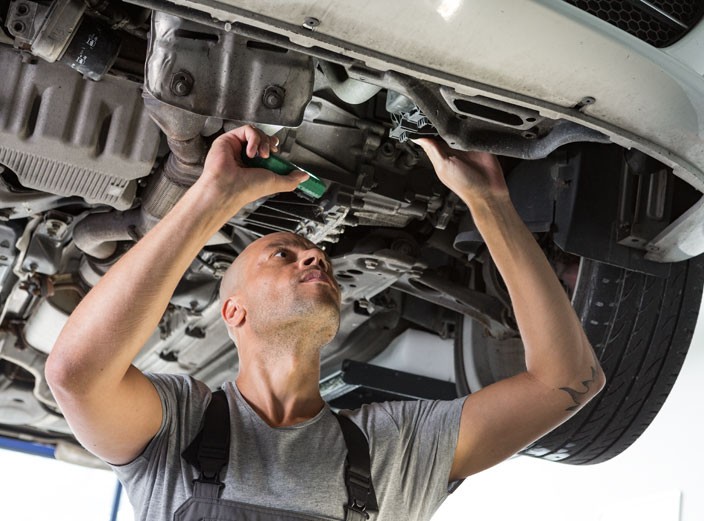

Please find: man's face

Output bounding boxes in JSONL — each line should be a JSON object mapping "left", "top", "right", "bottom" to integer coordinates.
{"left": 220, "top": 232, "right": 341, "bottom": 344}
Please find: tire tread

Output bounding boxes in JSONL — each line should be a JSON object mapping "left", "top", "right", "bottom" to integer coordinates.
{"left": 522, "top": 255, "right": 704, "bottom": 464}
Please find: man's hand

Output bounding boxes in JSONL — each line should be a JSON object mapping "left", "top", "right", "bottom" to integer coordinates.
{"left": 413, "top": 138, "right": 509, "bottom": 205}
{"left": 46, "top": 125, "right": 308, "bottom": 465}
{"left": 197, "top": 125, "right": 308, "bottom": 216}
{"left": 413, "top": 137, "right": 605, "bottom": 480}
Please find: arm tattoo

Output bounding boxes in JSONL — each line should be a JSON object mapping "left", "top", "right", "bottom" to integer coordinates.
{"left": 560, "top": 366, "right": 598, "bottom": 412}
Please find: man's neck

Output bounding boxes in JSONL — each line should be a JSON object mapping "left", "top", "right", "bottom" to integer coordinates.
{"left": 235, "top": 341, "right": 325, "bottom": 428}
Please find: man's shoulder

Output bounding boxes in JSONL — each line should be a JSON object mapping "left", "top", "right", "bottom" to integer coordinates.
{"left": 336, "top": 400, "right": 423, "bottom": 434}
{"left": 142, "top": 372, "right": 217, "bottom": 419}
{"left": 339, "top": 397, "right": 463, "bottom": 417}
{"left": 144, "top": 372, "right": 212, "bottom": 393}
{"left": 338, "top": 398, "right": 466, "bottom": 436}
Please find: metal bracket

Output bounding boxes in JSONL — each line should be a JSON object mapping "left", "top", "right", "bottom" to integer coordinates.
{"left": 0, "top": 332, "right": 58, "bottom": 412}
{"left": 145, "top": 12, "right": 314, "bottom": 125}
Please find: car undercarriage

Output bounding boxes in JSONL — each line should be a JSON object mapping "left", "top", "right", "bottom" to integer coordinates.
{"left": 1, "top": 0, "right": 704, "bottom": 467}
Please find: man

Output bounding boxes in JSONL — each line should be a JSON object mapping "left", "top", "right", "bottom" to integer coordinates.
{"left": 46, "top": 125, "right": 605, "bottom": 520}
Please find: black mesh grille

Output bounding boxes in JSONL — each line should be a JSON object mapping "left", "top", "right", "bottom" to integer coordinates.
{"left": 649, "top": 0, "right": 703, "bottom": 27}
{"left": 563, "top": 0, "right": 704, "bottom": 47}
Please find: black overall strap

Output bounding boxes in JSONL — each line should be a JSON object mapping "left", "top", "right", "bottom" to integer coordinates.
{"left": 334, "top": 413, "right": 379, "bottom": 521}
{"left": 182, "top": 389, "right": 230, "bottom": 498}
{"left": 182, "top": 391, "right": 380, "bottom": 518}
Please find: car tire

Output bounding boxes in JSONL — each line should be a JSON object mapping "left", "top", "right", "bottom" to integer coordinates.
{"left": 462, "top": 254, "right": 704, "bottom": 464}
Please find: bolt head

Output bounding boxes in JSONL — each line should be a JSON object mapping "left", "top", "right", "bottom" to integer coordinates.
{"left": 303, "top": 17, "right": 320, "bottom": 30}
{"left": 170, "top": 71, "right": 194, "bottom": 97}
{"left": 262, "top": 85, "right": 285, "bottom": 109}
{"left": 11, "top": 21, "right": 26, "bottom": 35}
{"left": 379, "top": 142, "right": 395, "bottom": 158}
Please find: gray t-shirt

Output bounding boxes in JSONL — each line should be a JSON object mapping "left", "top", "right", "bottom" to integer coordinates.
{"left": 111, "top": 373, "right": 466, "bottom": 521}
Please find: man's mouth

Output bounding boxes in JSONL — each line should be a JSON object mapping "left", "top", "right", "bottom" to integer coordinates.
{"left": 300, "top": 269, "right": 334, "bottom": 287}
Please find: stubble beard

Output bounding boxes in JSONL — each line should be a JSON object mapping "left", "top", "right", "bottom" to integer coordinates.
{"left": 249, "top": 288, "right": 341, "bottom": 352}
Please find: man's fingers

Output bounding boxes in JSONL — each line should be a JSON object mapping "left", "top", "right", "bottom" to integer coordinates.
{"left": 267, "top": 169, "right": 309, "bottom": 197}
{"left": 293, "top": 169, "right": 309, "bottom": 182}
{"left": 242, "top": 126, "right": 263, "bottom": 158}
{"left": 210, "top": 128, "right": 244, "bottom": 158}
{"left": 246, "top": 168, "right": 308, "bottom": 195}
{"left": 258, "top": 139, "right": 270, "bottom": 158}
{"left": 279, "top": 170, "right": 309, "bottom": 191}
{"left": 258, "top": 133, "right": 282, "bottom": 157}
{"left": 213, "top": 125, "right": 281, "bottom": 162}
{"left": 412, "top": 137, "right": 452, "bottom": 167}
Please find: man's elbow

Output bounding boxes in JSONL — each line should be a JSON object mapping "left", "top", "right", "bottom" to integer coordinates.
{"left": 592, "top": 362, "right": 607, "bottom": 397}
{"left": 45, "top": 344, "right": 91, "bottom": 398}
{"left": 574, "top": 358, "right": 606, "bottom": 409}
{"left": 585, "top": 336, "right": 607, "bottom": 397}
{"left": 554, "top": 349, "right": 606, "bottom": 412}
{"left": 579, "top": 336, "right": 606, "bottom": 399}
{"left": 45, "top": 347, "right": 75, "bottom": 395}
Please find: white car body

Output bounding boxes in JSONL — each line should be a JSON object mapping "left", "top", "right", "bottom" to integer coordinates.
{"left": 167, "top": 0, "right": 704, "bottom": 261}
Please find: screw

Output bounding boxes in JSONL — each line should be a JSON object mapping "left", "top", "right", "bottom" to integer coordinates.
{"left": 262, "top": 85, "right": 285, "bottom": 109}
{"left": 303, "top": 17, "right": 320, "bottom": 30}
{"left": 16, "top": 3, "right": 29, "bottom": 16}
{"left": 379, "top": 142, "right": 395, "bottom": 158}
{"left": 12, "top": 21, "right": 26, "bottom": 34}
{"left": 364, "top": 258, "right": 378, "bottom": 270}
{"left": 45, "top": 219, "right": 66, "bottom": 238}
{"left": 170, "top": 71, "right": 194, "bottom": 97}
{"left": 575, "top": 96, "right": 596, "bottom": 111}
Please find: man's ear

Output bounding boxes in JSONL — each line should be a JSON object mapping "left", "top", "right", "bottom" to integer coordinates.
{"left": 221, "top": 296, "right": 246, "bottom": 328}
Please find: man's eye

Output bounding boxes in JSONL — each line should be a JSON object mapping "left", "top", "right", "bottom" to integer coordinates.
{"left": 273, "top": 250, "right": 288, "bottom": 258}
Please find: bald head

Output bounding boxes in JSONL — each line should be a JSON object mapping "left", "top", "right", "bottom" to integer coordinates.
{"left": 219, "top": 246, "right": 248, "bottom": 304}
{"left": 219, "top": 232, "right": 327, "bottom": 303}
{"left": 218, "top": 231, "right": 340, "bottom": 348}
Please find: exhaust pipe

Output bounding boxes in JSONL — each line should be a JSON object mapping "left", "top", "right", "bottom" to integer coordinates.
{"left": 73, "top": 95, "right": 209, "bottom": 259}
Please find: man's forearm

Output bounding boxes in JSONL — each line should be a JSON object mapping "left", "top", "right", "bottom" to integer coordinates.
{"left": 47, "top": 182, "right": 243, "bottom": 391}
{"left": 464, "top": 193, "right": 604, "bottom": 392}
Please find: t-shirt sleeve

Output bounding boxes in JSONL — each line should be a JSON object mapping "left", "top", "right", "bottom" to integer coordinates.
{"left": 344, "top": 396, "right": 466, "bottom": 521}
{"left": 108, "top": 372, "right": 212, "bottom": 502}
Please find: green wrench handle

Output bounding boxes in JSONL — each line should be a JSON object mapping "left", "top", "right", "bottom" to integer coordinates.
{"left": 240, "top": 150, "right": 327, "bottom": 200}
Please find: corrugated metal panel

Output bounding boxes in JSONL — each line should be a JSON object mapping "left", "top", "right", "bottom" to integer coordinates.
{"left": 0, "top": 47, "right": 160, "bottom": 210}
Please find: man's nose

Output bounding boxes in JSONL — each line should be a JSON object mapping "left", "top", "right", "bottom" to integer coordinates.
{"left": 300, "top": 249, "right": 329, "bottom": 271}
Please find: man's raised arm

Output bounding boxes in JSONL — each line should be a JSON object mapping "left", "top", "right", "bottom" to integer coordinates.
{"left": 45, "top": 126, "right": 307, "bottom": 465}
{"left": 414, "top": 138, "right": 606, "bottom": 481}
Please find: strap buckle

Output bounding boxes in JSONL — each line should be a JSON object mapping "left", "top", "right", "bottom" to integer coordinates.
{"left": 192, "top": 475, "right": 225, "bottom": 500}
{"left": 348, "top": 468, "right": 372, "bottom": 490}
{"left": 194, "top": 471, "right": 225, "bottom": 487}
{"left": 346, "top": 498, "right": 370, "bottom": 520}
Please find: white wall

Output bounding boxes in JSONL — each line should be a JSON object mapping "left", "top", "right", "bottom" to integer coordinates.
{"left": 432, "top": 299, "right": 704, "bottom": 521}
